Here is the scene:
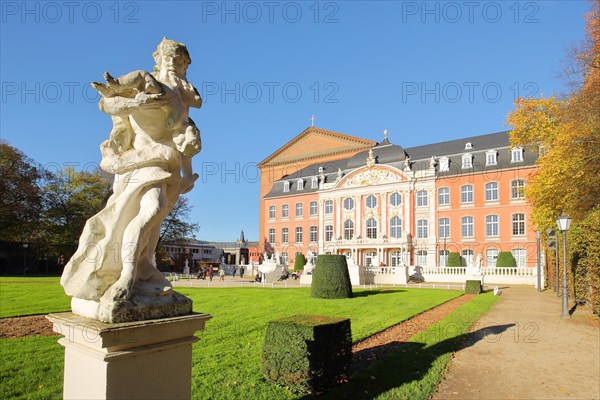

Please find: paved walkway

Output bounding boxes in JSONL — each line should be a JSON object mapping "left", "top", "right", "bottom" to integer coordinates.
{"left": 433, "top": 286, "right": 600, "bottom": 399}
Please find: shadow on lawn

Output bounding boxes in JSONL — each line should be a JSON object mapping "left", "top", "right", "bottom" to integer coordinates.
{"left": 351, "top": 289, "right": 406, "bottom": 298}
{"left": 303, "top": 323, "right": 515, "bottom": 400}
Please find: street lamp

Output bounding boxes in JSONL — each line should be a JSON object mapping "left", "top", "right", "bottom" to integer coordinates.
{"left": 556, "top": 212, "right": 572, "bottom": 318}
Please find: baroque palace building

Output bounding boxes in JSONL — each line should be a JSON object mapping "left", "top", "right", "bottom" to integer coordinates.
{"left": 258, "top": 127, "right": 538, "bottom": 269}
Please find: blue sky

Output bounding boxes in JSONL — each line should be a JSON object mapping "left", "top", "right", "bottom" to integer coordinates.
{"left": 0, "top": 1, "right": 591, "bottom": 241}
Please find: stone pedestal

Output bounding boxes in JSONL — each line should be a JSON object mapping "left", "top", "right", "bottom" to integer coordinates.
{"left": 47, "top": 312, "right": 211, "bottom": 400}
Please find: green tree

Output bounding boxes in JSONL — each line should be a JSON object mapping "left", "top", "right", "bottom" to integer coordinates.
{"left": 0, "top": 141, "right": 45, "bottom": 242}
{"left": 158, "top": 196, "right": 200, "bottom": 246}
{"left": 41, "top": 166, "right": 112, "bottom": 249}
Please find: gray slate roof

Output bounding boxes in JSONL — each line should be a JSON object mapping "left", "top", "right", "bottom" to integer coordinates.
{"left": 264, "top": 130, "right": 537, "bottom": 199}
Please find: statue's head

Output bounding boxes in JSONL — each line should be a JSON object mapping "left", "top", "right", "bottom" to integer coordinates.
{"left": 153, "top": 38, "right": 191, "bottom": 76}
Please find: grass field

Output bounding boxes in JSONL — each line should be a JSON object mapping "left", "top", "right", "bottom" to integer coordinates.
{"left": 0, "top": 277, "right": 497, "bottom": 399}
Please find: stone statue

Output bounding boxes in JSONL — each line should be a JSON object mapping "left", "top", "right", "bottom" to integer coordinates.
{"left": 404, "top": 156, "right": 411, "bottom": 172}
{"left": 474, "top": 253, "right": 483, "bottom": 275}
{"left": 60, "top": 38, "right": 202, "bottom": 323}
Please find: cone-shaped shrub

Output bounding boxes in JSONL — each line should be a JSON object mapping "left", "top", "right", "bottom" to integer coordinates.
{"left": 497, "top": 252, "right": 517, "bottom": 268}
{"left": 311, "top": 255, "right": 353, "bottom": 299}
{"left": 447, "top": 252, "right": 465, "bottom": 267}
{"left": 294, "top": 253, "right": 306, "bottom": 271}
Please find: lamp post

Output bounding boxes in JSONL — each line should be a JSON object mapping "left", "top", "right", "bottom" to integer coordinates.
{"left": 22, "top": 243, "right": 29, "bottom": 275}
{"left": 536, "top": 230, "right": 541, "bottom": 292}
{"left": 556, "top": 212, "right": 572, "bottom": 318}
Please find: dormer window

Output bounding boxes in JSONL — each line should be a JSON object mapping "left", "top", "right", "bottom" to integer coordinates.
{"left": 311, "top": 176, "right": 318, "bottom": 189}
{"left": 511, "top": 147, "right": 524, "bottom": 163}
{"left": 283, "top": 181, "right": 290, "bottom": 192}
{"left": 439, "top": 156, "right": 449, "bottom": 172}
{"left": 462, "top": 154, "right": 473, "bottom": 169}
{"left": 486, "top": 150, "right": 498, "bottom": 166}
{"left": 297, "top": 179, "right": 304, "bottom": 191}
{"left": 465, "top": 142, "right": 473, "bottom": 150}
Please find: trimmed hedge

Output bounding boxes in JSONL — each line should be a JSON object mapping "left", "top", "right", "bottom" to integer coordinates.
{"left": 311, "top": 255, "right": 353, "bottom": 299}
{"left": 261, "top": 314, "right": 352, "bottom": 393}
{"left": 294, "top": 253, "right": 306, "bottom": 271}
{"left": 447, "top": 252, "right": 465, "bottom": 267}
{"left": 497, "top": 252, "right": 517, "bottom": 268}
{"left": 465, "top": 280, "right": 482, "bottom": 294}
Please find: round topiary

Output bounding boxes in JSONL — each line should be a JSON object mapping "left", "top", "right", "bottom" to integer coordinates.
{"left": 310, "top": 255, "right": 353, "bottom": 299}
{"left": 447, "top": 252, "right": 464, "bottom": 267}
{"left": 294, "top": 253, "right": 306, "bottom": 271}
{"left": 497, "top": 252, "right": 517, "bottom": 268}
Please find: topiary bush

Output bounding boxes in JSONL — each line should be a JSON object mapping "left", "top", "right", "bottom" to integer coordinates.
{"left": 311, "top": 255, "right": 353, "bottom": 299}
{"left": 261, "top": 314, "right": 352, "bottom": 394}
{"left": 294, "top": 253, "right": 306, "bottom": 271}
{"left": 465, "top": 280, "right": 482, "bottom": 294}
{"left": 447, "top": 252, "right": 465, "bottom": 267}
{"left": 497, "top": 252, "right": 517, "bottom": 268}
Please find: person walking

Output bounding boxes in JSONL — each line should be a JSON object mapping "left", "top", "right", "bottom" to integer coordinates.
{"left": 232, "top": 266, "right": 237, "bottom": 278}
{"left": 239, "top": 265, "right": 245, "bottom": 278}
{"left": 218, "top": 267, "right": 225, "bottom": 281}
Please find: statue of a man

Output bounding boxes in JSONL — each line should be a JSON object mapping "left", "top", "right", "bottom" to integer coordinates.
{"left": 60, "top": 38, "right": 202, "bottom": 323}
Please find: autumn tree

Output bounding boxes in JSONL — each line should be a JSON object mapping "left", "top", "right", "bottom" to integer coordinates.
{"left": 158, "top": 196, "right": 200, "bottom": 246}
{"left": 506, "top": 1, "right": 600, "bottom": 314}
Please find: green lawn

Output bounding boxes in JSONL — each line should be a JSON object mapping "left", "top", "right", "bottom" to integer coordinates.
{"left": 0, "top": 277, "right": 70, "bottom": 318}
{"left": 0, "top": 279, "right": 491, "bottom": 399}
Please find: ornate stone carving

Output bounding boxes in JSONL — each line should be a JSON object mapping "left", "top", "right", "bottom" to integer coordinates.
{"left": 60, "top": 38, "right": 202, "bottom": 323}
{"left": 341, "top": 167, "right": 403, "bottom": 188}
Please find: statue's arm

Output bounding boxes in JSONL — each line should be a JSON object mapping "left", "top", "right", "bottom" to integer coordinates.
{"left": 99, "top": 93, "right": 170, "bottom": 116}
{"left": 100, "top": 140, "right": 176, "bottom": 174}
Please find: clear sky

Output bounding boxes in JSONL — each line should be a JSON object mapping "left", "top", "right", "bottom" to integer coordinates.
{"left": 0, "top": 0, "right": 591, "bottom": 241}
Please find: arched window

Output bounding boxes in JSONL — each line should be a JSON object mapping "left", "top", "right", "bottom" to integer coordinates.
{"left": 344, "top": 197, "right": 354, "bottom": 211}
{"left": 366, "top": 195, "right": 377, "bottom": 208}
{"left": 390, "top": 192, "right": 401, "bottom": 206}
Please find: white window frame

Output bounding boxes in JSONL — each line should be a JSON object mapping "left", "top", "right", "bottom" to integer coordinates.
{"left": 311, "top": 176, "right": 318, "bottom": 189}
{"left": 268, "top": 205, "right": 276, "bottom": 219}
{"left": 344, "top": 197, "right": 354, "bottom": 211}
{"left": 511, "top": 179, "right": 525, "bottom": 199}
{"left": 486, "top": 150, "right": 497, "bottom": 166}
{"left": 366, "top": 218, "right": 377, "bottom": 239}
{"left": 512, "top": 213, "right": 526, "bottom": 236}
{"left": 512, "top": 248, "right": 527, "bottom": 268}
{"left": 390, "top": 192, "right": 401, "bottom": 207}
{"left": 295, "top": 227, "right": 303, "bottom": 243}
{"left": 417, "top": 219, "right": 428, "bottom": 239}
{"left": 295, "top": 202, "right": 303, "bottom": 218}
{"left": 297, "top": 179, "right": 304, "bottom": 191}
{"left": 439, "top": 156, "right": 449, "bottom": 172}
{"left": 511, "top": 147, "right": 524, "bottom": 163}
{"left": 461, "top": 185, "right": 474, "bottom": 204}
{"left": 366, "top": 195, "right": 377, "bottom": 209}
{"left": 268, "top": 228, "right": 275, "bottom": 244}
{"left": 462, "top": 153, "right": 473, "bottom": 169}
{"left": 485, "top": 182, "right": 499, "bottom": 202}
{"left": 486, "top": 248, "right": 499, "bottom": 268}
{"left": 461, "top": 216, "right": 474, "bottom": 238}
{"left": 283, "top": 181, "right": 290, "bottom": 192}
{"left": 438, "top": 218, "right": 450, "bottom": 238}
{"left": 309, "top": 226, "right": 318, "bottom": 243}
{"left": 390, "top": 216, "right": 402, "bottom": 238}
{"left": 325, "top": 225, "right": 334, "bottom": 242}
{"left": 324, "top": 200, "right": 333, "bottom": 214}
{"left": 343, "top": 220, "right": 354, "bottom": 240}
{"left": 282, "top": 204, "right": 289, "bottom": 219}
{"left": 309, "top": 201, "right": 318, "bottom": 216}
{"left": 438, "top": 250, "right": 449, "bottom": 267}
{"left": 486, "top": 215, "right": 499, "bottom": 237}
{"left": 417, "top": 190, "right": 428, "bottom": 207}
{"left": 438, "top": 187, "right": 450, "bottom": 206}
{"left": 281, "top": 228, "right": 288, "bottom": 244}
{"left": 462, "top": 249, "right": 474, "bottom": 267}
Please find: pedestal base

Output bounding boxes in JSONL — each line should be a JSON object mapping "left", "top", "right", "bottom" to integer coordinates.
{"left": 47, "top": 312, "right": 211, "bottom": 400}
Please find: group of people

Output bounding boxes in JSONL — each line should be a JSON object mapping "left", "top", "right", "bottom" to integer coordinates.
{"left": 196, "top": 267, "right": 215, "bottom": 281}
{"left": 197, "top": 265, "right": 246, "bottom": 281}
